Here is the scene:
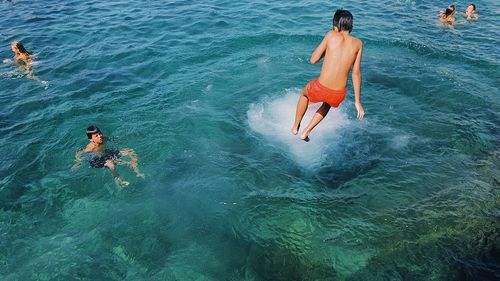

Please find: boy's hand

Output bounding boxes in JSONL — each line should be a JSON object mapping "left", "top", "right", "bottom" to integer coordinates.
{"left": 135, "top": 171, "right": 145, "bottom": 179}
{"left": 71, "top": 161, "right": 82, "bottom": 171}
{"left": 355, "top": 102, "right": 365, "bottom": 120}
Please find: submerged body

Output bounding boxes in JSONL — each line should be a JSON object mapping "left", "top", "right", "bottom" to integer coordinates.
{"left": 88, "top": 148, "right": 121, "bottom": 169}
{"left": 73, "top": 126, "right": 144, "bottom": 187}
{"left": 292, "top": 9, "right": 364, "bottom": 141}
{"left": 4, "top": 41, "right": 39, "bottom": 80}
{"left": 440, "top": 14, "right": 456, "bottom": 24}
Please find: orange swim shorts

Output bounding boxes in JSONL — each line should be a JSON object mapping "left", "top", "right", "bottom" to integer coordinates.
{"left": 306, "top": 78, "right": 347, "bottom": 107}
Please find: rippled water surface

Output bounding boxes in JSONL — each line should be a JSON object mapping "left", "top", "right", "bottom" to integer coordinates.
{"left": 1, "top": 0, "right": 499, "bottom": 280}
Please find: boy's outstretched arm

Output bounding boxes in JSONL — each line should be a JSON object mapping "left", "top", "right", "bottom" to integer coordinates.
{"left": 71, "top": 149, "right": 85, "bottom": 171}
{"left": 310, "top": 33, "right": 329, "bottom": 64}
{"left": 352, "top": 43, "right": 365, "bottom": 120}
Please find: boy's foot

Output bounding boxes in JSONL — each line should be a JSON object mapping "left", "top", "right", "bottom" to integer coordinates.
{"left": 136, "top": 171, "right": 145, "bottom": 179}
{"left": 115, "top": 178, "right": 130, "bottom": 187}
{"left": 291, "top": 124, "right": 300, "bottom": 135}
{"left": 300, "top": 133, "right": 310, "bottom": 142}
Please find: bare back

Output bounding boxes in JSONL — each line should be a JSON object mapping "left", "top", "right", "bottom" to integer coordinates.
{"left": 313, "top": 31, "right": 362, "bottom": 90}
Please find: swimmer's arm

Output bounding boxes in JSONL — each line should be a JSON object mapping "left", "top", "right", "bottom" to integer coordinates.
{"left": 310, "top": 33, "right": 329, "bottom": 64}
{"left": 3, "top": 59, "right": 13, "bottom": 64}
{"left": 71, "top": 149, "right": 86, "bottom": 170}
{"left": 72, "top": 146, "right": 93, "bottom": 170}
{"left": 75, "top": 150, "right": 84, "bottom": 160}
{"left": 352, "top": 43, "right": 364, "bottom": 120}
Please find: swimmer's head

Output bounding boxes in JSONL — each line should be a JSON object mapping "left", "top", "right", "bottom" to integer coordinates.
{"left": 466, "top": 4, "right": 476, "bottom": 13}
{"left": 333, "top": 9, "right": 353, "bottom": 33}
{"left": 444, "top": 7, "right": 455, "bottom": 17}
{"left": 11, "top": 41, "right": 32, "bottom": 56}
{"left": 86, "top": 125, "right": 103, "bottom": 143}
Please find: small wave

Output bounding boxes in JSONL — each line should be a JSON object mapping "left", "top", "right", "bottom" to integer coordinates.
{"left": 0, "top": 70, "right": 23, "bottom": 79}
{"left": 247, "top": 89, "right": 351, "bottom": 168}
{"left": 40, "top": 80, "right": 49, "bottom": 89}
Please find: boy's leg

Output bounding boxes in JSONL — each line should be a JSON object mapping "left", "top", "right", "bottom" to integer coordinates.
{"left": 120, "top": 148, "right": 144, "bottom": 178}
{"left": 291, "top": 86, "right": 310, "bottom": 135}
{"left": 301, "top": 102, "right": 331, "bottom": 141}
{"left": 104, "top": 160, "right": 129, "bottom": 187}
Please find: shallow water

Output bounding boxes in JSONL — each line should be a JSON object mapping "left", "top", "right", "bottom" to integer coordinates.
{"left": 1, "top": 0, "right": 499, "bottom": 280}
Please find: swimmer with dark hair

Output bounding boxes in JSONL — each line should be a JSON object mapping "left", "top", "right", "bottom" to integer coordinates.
{"left": 73, "top": 125, "right": 144, "bottom": 187}
{"left": 461, "top": 3, "right": 479, "bottom": 20}
{"left": 3, "top": 41, "right": 38, "bottom": 80}
{"left": 291, "top": 9, "right": 365, "bottom": 142}
{"left": 440, "top": 5, "right": 457, "bottom": 24}
{"left": 11, "top": 41, "right": 33, "bottom": 62}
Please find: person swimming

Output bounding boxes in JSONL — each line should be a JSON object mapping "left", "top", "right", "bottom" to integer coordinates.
{"left": 440, "top": 5, "right": 457, "bottom": 24}
{"left": 73, "top": 125, "right": 144, "bottom": 187}
{"left": 3, "top": 41, "right": 39, "bottom": 80}
{"left": 11, "top": 41, "right": 33, "bottom": 63}
{"left": 461, "top": 3, "right": 479, "bottom": 20}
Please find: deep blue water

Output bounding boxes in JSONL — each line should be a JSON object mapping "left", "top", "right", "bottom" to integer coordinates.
{"left": 1, "top": 0, "right": 499, "bottom": 280}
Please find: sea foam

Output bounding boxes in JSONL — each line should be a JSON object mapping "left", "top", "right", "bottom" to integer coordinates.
{"left": 247, "top": 89, "right": 351, "bottom": 168}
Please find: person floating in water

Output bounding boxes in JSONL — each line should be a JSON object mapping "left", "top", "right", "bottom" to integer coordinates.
{"left": 73, "top": 125, "right": 144, "bottom": 187}
{"left": 439, "top": 5, "right": 457, "bottom": 24}
{"left": 291, "top": 9, "right": 364, "bottom": 142}
{"left": 461, "top": 3, "right": 478, "bottom": 20}
{"left": 3, "top": 41, "right": 37, "bottom": 79}
{"left": 3, "top": 40, "right": 47, "bottom": 87}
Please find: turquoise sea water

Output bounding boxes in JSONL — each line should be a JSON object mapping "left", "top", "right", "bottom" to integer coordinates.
{"left": 1, "top": 0, "right": 499, "bottom": 280}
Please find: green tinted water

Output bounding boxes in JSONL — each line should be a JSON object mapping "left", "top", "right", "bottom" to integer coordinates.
{"left": 0, "top": 0, "right": 499, "bottom": 280}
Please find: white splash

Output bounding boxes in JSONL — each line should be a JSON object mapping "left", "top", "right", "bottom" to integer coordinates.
{"left": 203, "top": 84, "right": 213, "bottom": 94}
{"left": 247, "top": 88, "right": 351, "bottom": 167}
{"left": 390, "top": 134, "right": 411, "bottom": 149}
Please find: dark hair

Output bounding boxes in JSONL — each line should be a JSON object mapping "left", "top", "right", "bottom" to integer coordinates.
{"left": 470, "top": 3, "right": 476, "bottom": 11}
{"left": 333, "top": 9, "right": 353, "bottom": 32}
{"left": 444, "top": 7, "right": 454, "bottom": 17}
{"left": 14, "top": 41, "right": 32, "bottom": 55}
{"left": 86, "top": 125, "right": 101, "bottom": 139}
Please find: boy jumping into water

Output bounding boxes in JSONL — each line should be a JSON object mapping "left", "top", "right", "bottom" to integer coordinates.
{"left": 73, "top": 125, "right": 144, "bottom": 187}
{"left": 291, "top": 9, "right": 364, "bottom": 141}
